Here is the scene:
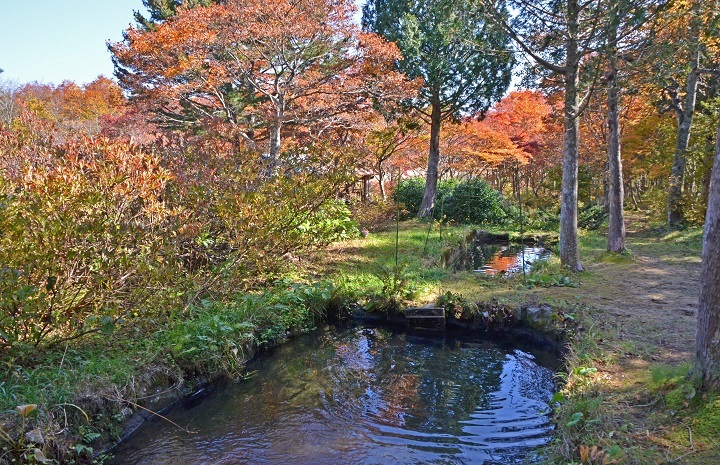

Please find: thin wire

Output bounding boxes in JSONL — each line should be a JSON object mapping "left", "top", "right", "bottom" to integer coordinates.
{"left": 515, "top": 163, "right": 526, "bottom": 279}
{"left": 395, "top": 170, "right": 400, "bottom": 273}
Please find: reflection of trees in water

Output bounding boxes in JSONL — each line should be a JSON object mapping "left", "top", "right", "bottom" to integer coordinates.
{"left": 453, "top": 241, "right": 550, "bottom": 275}
{"left": 188, "top": 327, "right": 539, "bottom": 438}
{"left": 110, "top": 325, "right": 556, "bottom": 464}
{"left": 261, "top": 327, "right": 508, "bottom": 435}
{"left": 354, "top": 331, "right": 506, "bottom": 436}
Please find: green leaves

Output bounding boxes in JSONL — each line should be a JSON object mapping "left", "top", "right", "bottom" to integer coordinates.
{"left": 364, "top": 0, "right": 514, "bottom": 116}
{"left": 566, "top": 411, "right": 583, "bottom": 427}
{"left": 576, "top": 366, "right": 598, "bottom": 377}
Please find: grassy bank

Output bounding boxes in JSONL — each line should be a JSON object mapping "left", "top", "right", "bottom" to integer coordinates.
{"left": 0, "top": 281, "right": 346, "bottom": 464}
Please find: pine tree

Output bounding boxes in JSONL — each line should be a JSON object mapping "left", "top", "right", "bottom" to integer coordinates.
{"left": 133, "top": 0, "right": 215, "bottom": 29}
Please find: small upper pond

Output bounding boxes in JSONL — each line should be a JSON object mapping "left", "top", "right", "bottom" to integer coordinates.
{"left": 111, "top": 326, "right": 560, "bottom": 464}
{"left": 453, "top": 241, "right": 551, "bottom": 276}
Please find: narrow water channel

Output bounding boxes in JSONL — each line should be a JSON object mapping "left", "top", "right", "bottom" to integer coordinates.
{"left": 110, "top": 326, "right": 560, "bottom": 464}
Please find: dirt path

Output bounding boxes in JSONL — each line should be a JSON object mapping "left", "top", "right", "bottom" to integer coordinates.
{"left": 580, "top": 216, "right": 701, "bottom": 363}
{"left": 557, "top": 213, "right": 711, "bottom": 464}
{"left": 583, "top": 218, "right": 700, "bottom": 363}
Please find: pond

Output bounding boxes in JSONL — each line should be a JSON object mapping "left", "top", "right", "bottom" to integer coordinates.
{"left": 452, "top": 241, "right": 551, "bottom": 276}
{"left": 110, "top": 326, "right": 560, "bottom": 465}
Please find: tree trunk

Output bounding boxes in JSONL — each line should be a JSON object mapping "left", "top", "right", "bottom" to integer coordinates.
{"left": 667, "top": 13, "right": 701, "bottom": 227}
{"left": 700, "top": 140, "right": 715, "bottom": 219}
{"left": 695, "top": 117, "right": 720, "bottom": 391}
{"left": 559, "top": 5, "right": 583, "bottom": 271}
{"left": 417, "top": 102, "right": 442, "bottom": 218}
{"left": 378, "top": 168, "right": 387, "bottom": 201}
{"left": 606, "top": 29, "right": 626, "bottom": 253}
{"left": 268, "top": 96, "right": 285, "bottom": 174}
{"left": 268, "top": 117, "right": 282, "bottom": 172}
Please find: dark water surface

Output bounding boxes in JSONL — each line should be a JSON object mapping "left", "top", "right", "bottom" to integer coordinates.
{"left": 110, "top": 326, "right": 559, "bottom": 465}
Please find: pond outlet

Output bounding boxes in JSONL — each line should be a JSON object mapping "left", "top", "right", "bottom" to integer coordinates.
{"left": 404, "top": 306, "right": 446, "bottom": 330}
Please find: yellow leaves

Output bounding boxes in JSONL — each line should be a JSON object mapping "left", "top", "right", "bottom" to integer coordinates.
{"left": 15, "top": 404, "right": 37, "bottom": 419}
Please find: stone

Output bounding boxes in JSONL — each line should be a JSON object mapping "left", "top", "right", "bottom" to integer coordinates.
{"left": 524, "top": 304, "right": 553, "bottom": 322}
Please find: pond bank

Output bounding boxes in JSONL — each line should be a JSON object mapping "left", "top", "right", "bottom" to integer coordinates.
{"left": 107, "top": 296, "right": 572, "bottom": 460}
{"left": 305, "top": 216, "right": 719, "bottom": 464}
{"left": 314, "top": 214, "right": 716, "bottom": 464}
{"left": 109, "top": 321, "right": 565, "bottom": 464}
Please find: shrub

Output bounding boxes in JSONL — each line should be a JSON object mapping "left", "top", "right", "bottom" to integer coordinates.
{"left": 442, "top": 178, "right": 508, "bottom": 224}
{"left": 0, "top": 120, "right": 360, "bottom": 350}
{"left": 394, "top": 177, "right": 456, "bottom": 219}
{"left": 525, "top": 206, "right": 561, "bottom": 230}
{"left": 297, "top": 199, "right": 359, "bottom": 246}
{"left": 0, "top": 137, "right": 180, "bottom": 351}
{"left": 348, "top": 200, "right": 396, "bottom": 231}
{"left": 578, "top": 205, "right": 607, "bottom": 230}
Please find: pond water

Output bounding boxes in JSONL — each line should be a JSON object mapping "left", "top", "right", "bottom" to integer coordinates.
{"left": 453, "top": 242, "right": 551, "bottom": 276}
{"left": 110, "top": 326, "right": 559, "bottom": 465}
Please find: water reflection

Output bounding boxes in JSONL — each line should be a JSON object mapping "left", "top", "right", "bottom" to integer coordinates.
{"left": 111, "top": 327, "right": 557, "bottom": 465}
{"left": 454, "top": 242, "right": 550, "bottom": 276}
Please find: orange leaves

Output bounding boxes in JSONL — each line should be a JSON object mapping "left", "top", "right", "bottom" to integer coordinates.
{"left": 16, "top": 137, "right": 172, "bottom": 210}
{"left": 440, "top": 90, "right": 557, "bottom": 175}
{"left": 110, "top": 0, "right": 417, "bottom": 158}
{"left": 483, "top": 89, "right": 553, "bottom": 159}
{"left": 578, "top": 444, "right": 619, "bottom": 465}
{"left": 459, "top": 120, "right": 528, "bottom": 165}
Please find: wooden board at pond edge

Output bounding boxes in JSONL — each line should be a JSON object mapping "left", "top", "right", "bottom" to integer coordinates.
{"left": 405, "top": 307, "right": 445, "bottom": 331}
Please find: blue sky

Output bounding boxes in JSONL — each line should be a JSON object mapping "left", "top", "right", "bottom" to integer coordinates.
{"left": 0, "top": 0, "right": 366, "bottom": 86}
{"left": 0, "top": 0, "right": 146, "bottom": 85}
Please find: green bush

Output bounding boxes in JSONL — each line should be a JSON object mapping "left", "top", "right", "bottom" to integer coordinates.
{"left": 394, "top": 177, "right": 508, "bottom": 224}
{"left": 394, "top": 177, "right": 456, "bottom": 219}
{"left": 578, "top": 205, "right": 607, "bottom": 230}
{"left": 525, "top": 206, "right": 561, "bottom": 230}
{"left": 442, "top": 178, "right": 508, "bottom": 224}
{"left": 297, "top": 199, "right": 359, "bottom": 245}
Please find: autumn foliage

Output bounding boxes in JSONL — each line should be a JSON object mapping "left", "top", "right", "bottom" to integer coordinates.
{"left": 0, "top": 90, "right": 363, "bottom": 350}
{"left": 0, "top": 0, "right": 717, "bottom": 356}
{"left": 111, "top": 0, "right": 417, "bottom": 166}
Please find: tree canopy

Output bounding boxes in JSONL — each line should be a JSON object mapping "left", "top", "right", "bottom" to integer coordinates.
{"left": 112, "top": 0, "right": 416, "bottom": 168}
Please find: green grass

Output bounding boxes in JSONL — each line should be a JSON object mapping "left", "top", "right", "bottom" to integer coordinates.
{"left": 310, "top": 219, "right": 576, "bottom": 309}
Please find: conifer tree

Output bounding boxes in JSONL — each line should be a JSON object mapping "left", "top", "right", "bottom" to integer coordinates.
{"left": 363, "top": 0, "right": 514, "bottom": 217}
